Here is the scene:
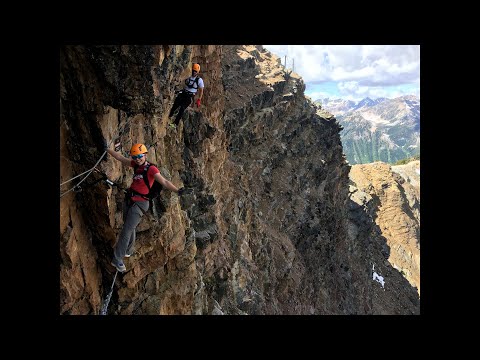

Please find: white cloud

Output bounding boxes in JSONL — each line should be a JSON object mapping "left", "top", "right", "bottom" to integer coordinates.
{"left": 337, "top": 81, "right": 420, "bottom": 100}
{"left": 264, "top": 45, "right": 420, "bottom": 87}
{"left": 338, "top": 81, "right": 359, "bottom": 93}
{"left": 306, "top": 91, "right": 336, "bottom": 101}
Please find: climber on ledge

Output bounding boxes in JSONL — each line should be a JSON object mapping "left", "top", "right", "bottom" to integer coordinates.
{"left": 105, "top": 142, "right": 186, "bottom": 272}
{"left": 168, "top": 63, "right": 204, "bottom": 129}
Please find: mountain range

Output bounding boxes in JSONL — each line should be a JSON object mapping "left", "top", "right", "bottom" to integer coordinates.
{"left": 315, "top": 96, "right": 420, "bottom": 164}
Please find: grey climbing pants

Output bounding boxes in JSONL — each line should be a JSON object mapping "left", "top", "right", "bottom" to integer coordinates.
{"left": 113, "top": 199, "right": 149, "bottom": 264}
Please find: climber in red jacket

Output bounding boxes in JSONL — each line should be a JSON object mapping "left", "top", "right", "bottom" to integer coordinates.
{"left": 105, "top": 142, "right": 185, "bottom": 272}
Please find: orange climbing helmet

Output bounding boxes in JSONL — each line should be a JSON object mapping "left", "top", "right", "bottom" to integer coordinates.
{"left": 130, "top": 143, "right": 148, "bottom": 156}
{"left": 192, "top": 63, "right": 200, "bottom": 72}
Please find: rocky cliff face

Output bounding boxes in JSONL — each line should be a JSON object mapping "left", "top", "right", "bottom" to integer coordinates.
{"left": 60, "top": 45, "right": 419, "bottom": 314}
{"left": 349, "top": 160, "right": 420, "bottom": 295}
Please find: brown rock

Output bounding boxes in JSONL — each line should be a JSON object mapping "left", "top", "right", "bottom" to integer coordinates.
{"left": 349, "top": 161, "right": 420, "bottom": 294}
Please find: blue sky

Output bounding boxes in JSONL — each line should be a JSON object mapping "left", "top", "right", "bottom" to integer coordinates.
{"left": 263, "top": 45, "right": 420, "bottom": 102}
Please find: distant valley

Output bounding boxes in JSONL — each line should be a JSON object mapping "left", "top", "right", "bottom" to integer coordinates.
{"left": 315, "top": 96, "right": 420, "bottom": 164}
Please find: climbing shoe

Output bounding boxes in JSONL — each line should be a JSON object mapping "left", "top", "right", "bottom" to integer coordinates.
{"left": 111, "top": 261, "right": 126, "bottom": 272}
{"left": 125, "top": 252, "right": 132, "bottom": 258}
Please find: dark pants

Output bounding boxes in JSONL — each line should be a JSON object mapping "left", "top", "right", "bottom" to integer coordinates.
{"left": 112, "top": 198, "right": 149, "bottom": 265}
{"left": 169, "top": 91, "right": 194, "bottom": 125}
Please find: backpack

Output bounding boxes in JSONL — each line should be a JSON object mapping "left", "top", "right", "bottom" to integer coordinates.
{"left": 185, "top": 76, "right": 201, "bottom": 90}
{"left": 132, "top": 162, "right": 163, "bottom": 201}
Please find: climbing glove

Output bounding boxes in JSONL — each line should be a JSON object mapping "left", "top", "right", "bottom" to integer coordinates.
{"left": 196, "top": 99, "right": 201, "bottom": 108}
{"left": 178, "top": 187, "right": 193, "bottom": 196}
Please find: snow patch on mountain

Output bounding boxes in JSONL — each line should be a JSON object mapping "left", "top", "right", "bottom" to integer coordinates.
{"left": 361, "top": 111, "right": 390, "bottom": 126}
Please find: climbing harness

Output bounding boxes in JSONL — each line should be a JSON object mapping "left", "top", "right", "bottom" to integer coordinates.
{"left": 184, "top": 76, "right": 201, "bottom": 91}
{"left": 129, "top": 162, "right": 163, "bottom": 201}
{"left": 96, "top": 168, "right": 159, "bottom": 222}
